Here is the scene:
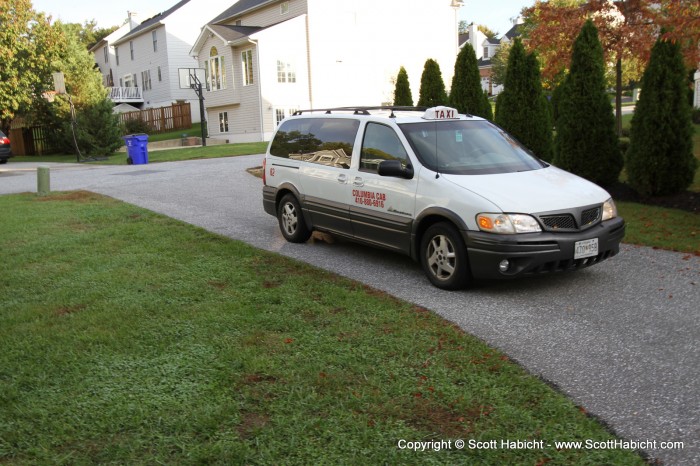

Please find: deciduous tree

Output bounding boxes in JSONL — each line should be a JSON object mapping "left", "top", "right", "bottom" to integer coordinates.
{"left": 523, "top": 0, "right": 700, "bottom": 135}
{"left": 0, "top": 0, "right": 63, "bottom": 133}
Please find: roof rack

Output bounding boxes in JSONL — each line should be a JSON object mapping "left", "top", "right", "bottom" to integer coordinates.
{"left": 291, "top": 106, "right": 428, "bottom": 118}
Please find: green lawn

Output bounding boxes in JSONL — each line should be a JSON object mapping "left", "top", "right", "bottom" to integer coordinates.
{"left": 0, "top": 192, "right": 645, "bottom": 465}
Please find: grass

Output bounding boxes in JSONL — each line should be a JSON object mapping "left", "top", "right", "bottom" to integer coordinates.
{"left": 617, "top": 201, "right": 699, "bottom": 254}
{"left": 11, "top": 141, "right": 269, "bottom": 165}
{"left": 146, "top": 123, "right": 203, "bottom": 143}
{"left": 0, "top": 191, "right": 645, "bottom": 465}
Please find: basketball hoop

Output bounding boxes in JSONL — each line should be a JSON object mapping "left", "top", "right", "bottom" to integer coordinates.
{"left": 42, "top": 91, "right": 57, "bottom": 103}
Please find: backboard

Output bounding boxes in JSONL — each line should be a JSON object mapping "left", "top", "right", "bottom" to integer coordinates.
{"left": 178, "top": 68, "right": 207, "bottom": 90}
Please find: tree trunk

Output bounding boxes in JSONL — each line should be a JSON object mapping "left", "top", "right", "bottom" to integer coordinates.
{"left": 616, "top": 56, "right": 623, "bottom": 137}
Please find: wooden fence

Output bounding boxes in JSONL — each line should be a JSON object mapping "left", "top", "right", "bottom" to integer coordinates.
{"left": 8, "top": 103, "right": 192, "bottom": 156}
{"left": 8, "top": 126, "right": 59, "bottom": 156}
{"left": 119, "top": 103, "right": 192, "bottom": 134}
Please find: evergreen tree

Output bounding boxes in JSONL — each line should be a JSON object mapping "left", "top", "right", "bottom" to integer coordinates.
{"left": 626, "top": 37, "right": 696, "bottom": 196}
{"left": 393, "top": 67, "right": 413, "bottom": 106}
{"left": 495, "top": 39, "right": 553, "bottom": 161}
{"left": 417, "top": 59, "right": 448, "bottom": 107}
{"left": 449, "top": 45, "right": 492, "bottom": 119}
{"left": 553, "top": 20, "right": 622, "bottom": 186}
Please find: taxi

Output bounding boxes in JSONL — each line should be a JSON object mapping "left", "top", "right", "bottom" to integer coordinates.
{"left": 262, "top": 106, "right": 625, "bottom": 289}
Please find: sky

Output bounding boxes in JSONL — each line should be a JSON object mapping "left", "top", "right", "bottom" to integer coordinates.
{"left": 31, "top": 0, "right": 535, "bottom": 38}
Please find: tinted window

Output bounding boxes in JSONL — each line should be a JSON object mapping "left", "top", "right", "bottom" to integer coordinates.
{"left": 360, "top": 123, "right": 410, "bottom": 173}
{"left": 270, "top": 118, "right": 360, "bottom": 169}
{"left": 399, "top": 120, "right": 546, "bottom": 175}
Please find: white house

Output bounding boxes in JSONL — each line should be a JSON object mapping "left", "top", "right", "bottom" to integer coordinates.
{"left": 459, "top": 18, "right": 523, "bottom": 96}
{"left": 190, "top": 0, "right": 463, "bottom": 143}
{"left": 96, "top": 0, "right": 231, "bottom": 122}
{"left": 89, "top": 18, "right": 138, "bottom": 91}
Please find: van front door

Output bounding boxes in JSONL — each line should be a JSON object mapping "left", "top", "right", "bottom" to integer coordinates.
{"left": 348, "top": 122, "right": 418, "bottom": 254}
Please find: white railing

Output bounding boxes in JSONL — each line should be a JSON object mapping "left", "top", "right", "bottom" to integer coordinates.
{"left": 109, "top": 87, "right": 144, "bottom": 102}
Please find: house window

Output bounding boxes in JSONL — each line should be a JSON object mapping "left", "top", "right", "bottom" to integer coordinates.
{"left": 103, "top": 46, "right": 108, "bottom": 63}
{"left": 483, "top": 46, "right": 489, "bottom": 59}
{"left": 152, "top": 30, "right": 158, "bottom": 52}
{"left": 124, "top": 74, "right": 135, "bottom": 88}
{"left": 219, "top": 112, "right": 229, "bottom": 132}
{"left": 235, "top": 20, "right": 242, "bottom": 26}
{"left": 141, "top": 70, "right": 152, "bottom": 90}
{"left": 280, "top": 1, "right": 289, "bottom": 14}
{"left": 275, "top": 109, "right": 285, "bottom": 126}
{"left": 130, "top": 41, "right": 134, "bottom": 60}
{"left": 277, "top": 60, "right": 296, "bottom": 83}
{"left": 158, "top": 66, "right": 162, "bottom": 82}
{"left": 242, "top": 50, "right": 254, "bottom": 86}
{"left": 115, "top": 46, "right": 119, "bottom": 65}
{"left": 207, "top": 46, "right": 226, "bottom": 91}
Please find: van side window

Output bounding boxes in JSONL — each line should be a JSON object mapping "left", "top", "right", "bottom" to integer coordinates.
{"left": 269, "top": 118, "right": 359, "bottom": 169}
{"left": 360, "top": 123, "right": 409, "bottom": 173}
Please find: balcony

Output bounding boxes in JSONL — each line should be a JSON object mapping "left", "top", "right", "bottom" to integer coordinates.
{"left": 109, "top": 87, "right": 144, "bottom": 103}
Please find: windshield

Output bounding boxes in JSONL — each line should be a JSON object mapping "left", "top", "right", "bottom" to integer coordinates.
{"left": 398, "top": 120, "right": 546, "bottom": 175}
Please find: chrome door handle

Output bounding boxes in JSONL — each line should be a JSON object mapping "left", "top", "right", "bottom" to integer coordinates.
{"left": 353, "top": 177, "right": 364, "bottom": 187}
{"left": 337, "top": 174, "right": 347, "bottom": 183}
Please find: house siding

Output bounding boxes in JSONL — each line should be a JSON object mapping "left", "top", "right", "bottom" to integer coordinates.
{"left": 222, "top": 0, "right": 307, "bottom": 27}
{"left": 306, "top": 0, "right": 458, "bottom": 107}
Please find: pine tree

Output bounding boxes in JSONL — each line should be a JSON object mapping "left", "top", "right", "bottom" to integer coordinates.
{"left": 393, "top": 67, "right": 413, "bottom": 106}
{"left": 626, "top": 37, "right": 696, "bottom": 196}
{"left": 417, "top": 59, "right": 448, "bottom": 108}
{"left": 449, "top": 45, "right": 492, "bottom": 120}
{"left": 553, "top": 20, "right": 622, "bottom": 186}
{"left": 495, "top": 39, "right": 553, "bottom": 161}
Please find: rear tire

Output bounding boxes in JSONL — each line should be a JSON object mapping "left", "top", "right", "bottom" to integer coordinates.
{"left": 277, "top": 194, "right": 311, "bottom": 243}
{"left": 420, "top": 222, "right": 469, "bottom": 290}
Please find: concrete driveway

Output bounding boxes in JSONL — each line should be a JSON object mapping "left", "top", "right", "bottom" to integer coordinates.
{"left": 1, "top": 157, "right": 698, "bottom": 464}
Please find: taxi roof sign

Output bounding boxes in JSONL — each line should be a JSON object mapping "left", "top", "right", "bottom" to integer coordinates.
{"left": 423, "top": 106, "right": 460, "bottom": 120}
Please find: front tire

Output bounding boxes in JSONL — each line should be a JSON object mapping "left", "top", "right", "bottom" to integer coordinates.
{"left": 420, "top": 222, "right": 469, "bottom": 290}
{"left": 277, "top": 194, "right": 311, "bottom": 243}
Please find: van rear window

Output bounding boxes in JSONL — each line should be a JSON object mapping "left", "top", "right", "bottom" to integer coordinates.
{"left": 270, "top": 118, "right": 360, "bottom": 169}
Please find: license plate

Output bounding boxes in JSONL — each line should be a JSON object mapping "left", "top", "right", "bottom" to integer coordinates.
{"left": 574, "top": 238, "right": 598, "bottom": 259}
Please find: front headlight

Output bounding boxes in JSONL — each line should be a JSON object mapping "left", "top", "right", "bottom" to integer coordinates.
{"left": 602, "top": 198, "right": 617, "bottom": 221}
{"left": 476, "top": 213, "right": 542, "bottom": 234}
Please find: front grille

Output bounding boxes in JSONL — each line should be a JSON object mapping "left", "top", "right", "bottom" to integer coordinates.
{"left": 540, "top": 214, "right": 576, "bottom": 230}
{"left": 581, "top": 207, "right": 601, "bottom": 227}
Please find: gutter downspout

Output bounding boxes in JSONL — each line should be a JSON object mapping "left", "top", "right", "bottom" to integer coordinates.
{"left": 249, "top": 39, "right": 265, "bottom": 142}
{"left": 305, "top": 14, "right": 313, "bottom": 109}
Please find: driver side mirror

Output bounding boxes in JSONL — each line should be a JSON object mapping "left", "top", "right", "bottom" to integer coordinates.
{"left": 378, "top": 160, "right": 414, "bottom": 179}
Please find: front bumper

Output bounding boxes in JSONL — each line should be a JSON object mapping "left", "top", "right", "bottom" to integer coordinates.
{"left": 464, "top": 217, "right": 625, "bottom": 279}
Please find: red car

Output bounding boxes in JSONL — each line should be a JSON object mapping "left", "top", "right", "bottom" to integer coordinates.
{"left": 0, "top": 130, "right": 12, "bottom": 164}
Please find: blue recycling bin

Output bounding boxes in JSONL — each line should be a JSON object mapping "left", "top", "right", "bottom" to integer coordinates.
{"left": 122, "top": 133, "right": 149, "bottom": 165}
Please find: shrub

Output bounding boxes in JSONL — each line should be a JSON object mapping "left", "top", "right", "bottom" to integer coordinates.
{"left": 692, "top": 108, "right": 700, "bottom": 125}
{"left": 123, "top": 118, "right": 151, "bottom": 135}
{"left": 626, "top": 37, "right": 696, "bottom": 196}
{"left": 449, "top": 45, "right": 492, "bottom": 120}
{"left": 494, "top": 39, "right": 552, "bottom": 161}
{"left": 553, "top": 20, "right": 622, "bottom": 186}
{"left": 417, "top": 59, "right": 448, "bottom": 108}
{"left": 393, "top": 67, "right": 413, "bottom": 106}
